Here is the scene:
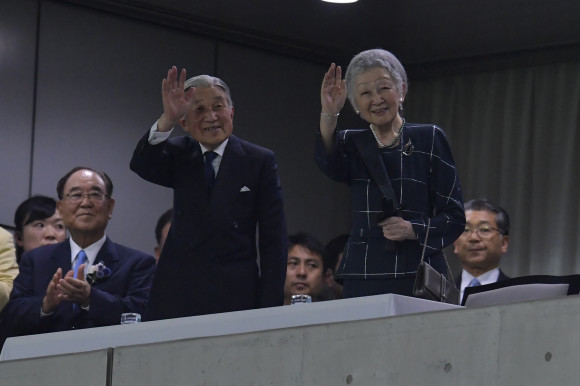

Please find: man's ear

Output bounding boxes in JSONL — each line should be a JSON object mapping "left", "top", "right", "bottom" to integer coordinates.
{"left": 107, "top": 198, "right": 116, "bottom": 219}
{"left": 501, "top": 235, "right": 509, "bottom": 254}
{"left": 178, "top": 116, "right": 189, "bottom": 133}
{"left": 323, "top": 268, "right": 334, "bottom": 287}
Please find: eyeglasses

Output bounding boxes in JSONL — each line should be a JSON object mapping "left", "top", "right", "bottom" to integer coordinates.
{"left": 462, "top": 225, "right": 502, "bottom": 238}
{"left": 64, "top": 191, "right": 109, "bottom": 204}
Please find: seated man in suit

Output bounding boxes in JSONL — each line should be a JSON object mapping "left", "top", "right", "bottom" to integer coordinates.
{"left": 0, "top": 228, "right": 19, "bottom": 311}
{"left": 1, "top": 167, "right": 156, "bottom": 337}
{"left": 284, "top": 232, "right": 332, "bottom": 305}
{"left": 454, "top": 198, "right": 510, "bottom": 303}
{"left": 130, "top": 67, "right": 287, "bottom": 320}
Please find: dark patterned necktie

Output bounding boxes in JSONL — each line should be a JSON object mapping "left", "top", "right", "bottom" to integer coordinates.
{"left": 204, "top": 151, "right": 218, "bottom": 196}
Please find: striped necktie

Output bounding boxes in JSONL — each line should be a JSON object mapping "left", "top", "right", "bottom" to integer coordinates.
{"left": 74, "top": 250, "right": 88, "bottom": 279}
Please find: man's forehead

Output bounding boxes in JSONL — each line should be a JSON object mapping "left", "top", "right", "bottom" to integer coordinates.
{"left": 193, "top": 86, "right": 228, "bottom": 104}
{"left": 465, "top": 209, "right": 497, "bottom": 224}
{"left": 66, "top": 170, "right": 105, "bottom": 189}
{"left": 193, "top": 96, "right": 226, "bottom": 106}
{"left": 288, "top": 246, "right": 322, "bottom": 262}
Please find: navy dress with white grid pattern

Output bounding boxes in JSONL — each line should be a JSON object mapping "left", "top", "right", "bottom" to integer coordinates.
{"left": 315, "top": 122, "right": 465, "bottom": 285}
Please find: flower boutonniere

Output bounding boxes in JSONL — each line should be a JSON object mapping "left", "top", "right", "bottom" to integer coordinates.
{"left": 86, "top": 261, "right": 111, "bottom": 285}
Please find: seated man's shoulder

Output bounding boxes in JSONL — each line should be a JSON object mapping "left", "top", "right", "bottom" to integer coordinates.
{"left": 21, "top": 242, "right": 65, "bottom": 264}
{"left": 109, "top": 242, "right": 156, "bottom": 266}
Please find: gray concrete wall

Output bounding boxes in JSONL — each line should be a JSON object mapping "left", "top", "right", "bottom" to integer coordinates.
{"left": 0, "top": 349, "right": 110, "bottom": 386}
{"left": 2, "top": 296, "right": 580, "bottom": 385}
{"left": 113, "top": 297, "right": 580, "bottom": 385}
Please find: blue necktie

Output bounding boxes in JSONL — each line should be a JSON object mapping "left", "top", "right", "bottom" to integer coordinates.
{"left": 74, "top": 250, "right": 88, "bottom": 279}
{"left": 204, "top": 151, "right": 218, "bottom": 196}
{"left": 72, "top": 250, "right": 88, "bottom": 311}
{"left": 469, "top": 277, "right": 481, "bottom": 287}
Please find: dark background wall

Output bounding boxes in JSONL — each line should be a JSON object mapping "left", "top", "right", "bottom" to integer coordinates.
{"left": 1, "top": 0, "right": 579, "bottom": 275}
{"left": 0, "top": 0, "right": 355, "bottom": 256}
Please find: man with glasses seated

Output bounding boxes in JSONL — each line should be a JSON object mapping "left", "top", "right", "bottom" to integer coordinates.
{"left": 1, "top": 167, "right": 156, "bottom": 341}
{"left": 453, "top": 198, "right": 511, "bottom": 303}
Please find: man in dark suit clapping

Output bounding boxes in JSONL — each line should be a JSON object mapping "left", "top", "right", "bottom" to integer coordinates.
{"left": 130, "top": 67, "right": 287, "bottom": 320}
{"left": 1, "top": 167, "right": 156, "bottom": 338}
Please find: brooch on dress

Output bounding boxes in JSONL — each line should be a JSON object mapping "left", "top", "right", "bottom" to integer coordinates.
{"left": 402, "top": 139, "right": 414, "bottom": 156}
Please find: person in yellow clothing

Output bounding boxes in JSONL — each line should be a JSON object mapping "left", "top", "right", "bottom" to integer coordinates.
{"left": 0, "top": 227, "right": 19, "bottom": 311}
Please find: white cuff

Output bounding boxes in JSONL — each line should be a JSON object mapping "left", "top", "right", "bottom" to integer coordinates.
{"left": 148, "top": 120, "right": 173, "bottom": 145}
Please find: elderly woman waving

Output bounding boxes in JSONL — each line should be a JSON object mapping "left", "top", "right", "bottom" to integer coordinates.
{"left": 316, "top": 48, "right": 465, "bottom": 299}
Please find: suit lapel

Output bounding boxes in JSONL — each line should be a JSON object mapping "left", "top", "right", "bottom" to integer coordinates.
{"left": 50, "top": 241, "right": 73, "bottom": 272}
{"left": 93, "top": 238, "right": 120, "bottom": 275}
{"left": 211, "top": 136, "right": 246, "bottom": 209}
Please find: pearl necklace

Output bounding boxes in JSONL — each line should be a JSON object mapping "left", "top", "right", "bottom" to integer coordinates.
{"left": 370, "top": 119, "right": 405, "bottom": 148}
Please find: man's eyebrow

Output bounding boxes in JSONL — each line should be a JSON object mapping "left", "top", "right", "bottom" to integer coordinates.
{"left": 66, "top": 186, "right": 104, "bottom": 193}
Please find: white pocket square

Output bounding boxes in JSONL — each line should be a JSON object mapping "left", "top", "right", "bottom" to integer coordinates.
{"left": 240, "top": 186, "right": 251, "bottom": 192}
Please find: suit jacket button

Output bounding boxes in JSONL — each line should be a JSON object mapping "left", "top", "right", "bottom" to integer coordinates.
{"left": 233, "top": 222, "right": 239, "bottom": 229}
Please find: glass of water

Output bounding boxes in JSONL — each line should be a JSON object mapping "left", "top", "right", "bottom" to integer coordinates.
{"left": 120, "top": 312, "right": 141, "bottom": 324}
{"left": 291, "top": 294, "right": 312, "bottom": 304}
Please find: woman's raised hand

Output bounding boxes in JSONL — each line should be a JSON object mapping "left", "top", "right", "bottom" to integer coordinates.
{"left": 158, "top": 66, "right": 195, "bottom": 132}
{"left": 320, "top": 63, "right": 347, "bottom": 115}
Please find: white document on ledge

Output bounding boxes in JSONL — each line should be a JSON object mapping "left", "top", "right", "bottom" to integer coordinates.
{"left": 464, "top": 283, "right": 569, "bottom": 307}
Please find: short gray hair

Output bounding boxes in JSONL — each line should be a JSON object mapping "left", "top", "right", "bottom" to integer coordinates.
{"left": 184, "top": 75, "right": 233, "bottom": 107}
{"left": 344, "top": 49, "right": 407, "bottom": 111}
{"left": 464, "top": 198, "right": 510, "bottom": 236}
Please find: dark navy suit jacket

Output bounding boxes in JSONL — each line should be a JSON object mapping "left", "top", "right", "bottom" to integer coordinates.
{"left": 130, "top": 132, "right": 287, "bottom": 320}
{"left": 1, "top": 237, "right": 156, "bottom": 336}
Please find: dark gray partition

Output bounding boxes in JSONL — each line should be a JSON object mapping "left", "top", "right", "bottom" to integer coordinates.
{"left": 0, "top": 0, "right": 38, "bottom": 227}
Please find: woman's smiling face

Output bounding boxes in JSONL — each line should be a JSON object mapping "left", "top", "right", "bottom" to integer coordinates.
{"left": 353, "top": 67, "right": 404, "bottom": 130}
